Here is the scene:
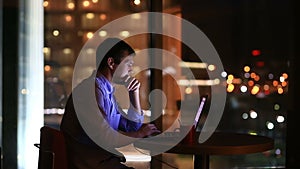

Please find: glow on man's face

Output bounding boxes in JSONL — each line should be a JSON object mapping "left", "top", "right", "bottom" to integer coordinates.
{"left": 112, "top": 54, "right": 134, "bottom": 84}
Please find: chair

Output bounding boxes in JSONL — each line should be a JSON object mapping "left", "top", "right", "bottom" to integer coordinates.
{"left": 35, "top": 126, "right": 68, "bottom": 169}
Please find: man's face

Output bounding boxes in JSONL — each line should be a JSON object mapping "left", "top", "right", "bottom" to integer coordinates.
{"left": 112, "top": 54, "right": 134, "bottom": 84}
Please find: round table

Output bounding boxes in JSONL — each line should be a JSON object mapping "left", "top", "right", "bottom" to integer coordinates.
{"left": 134, "top": 132, "right": 274, "bottom": 169}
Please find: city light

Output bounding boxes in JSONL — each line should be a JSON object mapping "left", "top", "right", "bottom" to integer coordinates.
{"left": 227, "top": 84, "right": 234, "bottom": 92}
{"left": 244, "top": 72, "right": 250, "bottom": 78}
{"left": 21, "top": 88, "right": 29, "bottom": 95}
{"left": 273, "top": 80, "right": 279, "bottom": 87}
{"left": 44, "top": 65, "right": 51, "bottom": 72}
{"left": 178, "top": 61, "right": 207, "bottom": 69}
{"left": 275, "top": 148, "right": 282, "bottom": 156}
{"left": 268, "top": 73, "right": 274, "bottom": 80}
{"left": 133, "top": 0, "right": 141, "bottom": 5}
{"left": 266, "top": 121, "right": 274, "bottom": 130}
{"left": 248, "top": 80, "right": 254, "bottom": 87}
{"left": 99, "top": 30, "right": 107, "bottom": 37}
{"left": 242, "top": 113, "right": 248, "bottom": 120}
{"left": 276, "top": 115, "right": 285, "bottom": 123}
{"left": 86, "top": 13, "right": 95, "bottom": 19}
{"left": 67, "top": 2, "right": 75, "bottom": 10}
{"left": 278, "top": 87, "right": 284, "bottom": 94}
{"left": 86, "top": 48, "right": 95, "bottom": 55}
{"left": 274, "top": 104, "right": 280, "bottom": 111}
{"left": 120, "top": 31, "right": 130, "bottom": 38}
{"left": 263, "top": 84, "right": 270, "bottom": 91}
{"left": 243, "top": 66, "right": 250, "bottom": 72}
{"left": 43, "top": 47, "right": 50, "bottom": 55}
{"left": 279, "top": 76, "right": 285, "bottom": 83}
{"left": 43, "top": 1, "right": 49, "bottom": 7}
{"left": 63, "top": 48, "right": 72, "bottom": 55}
{"left": 256, "top": 61, "right": 265, "bottom": 67}
{"left": 227, "top": 74, "right": 234, "bottom": 80}
{"left": 86, "top": 32, "right": 94, "bottom": 39}
{"left": 221, "top": 71, "right": 227, "bottom": 78}
{"left": 249, "top": 110, "right": 258, "bottom": 119}
{"left": 240, "top": 85, "right": 247, "bottom": 93}
{"left": 282, "top": 73, "right": 288, "bottom": 79}
{"left": 178, "top": 79, "right": 221, "bottom": 86}
{"left": 82, "top": 0, "right": 90, "bottom": 7}
{"left": 251, "top": 85, "right": 260, "bottom": 95}
{"left": 52, "top": 30, "right": 60, "bottom": 36}
{"left": 185, "top": 87, "right": 192, "bottom": 94}
{"left": 65, "top": 15, "right": 72, "bottom": 22}
{"left": 207, "top": 64, "right": 216, "bottom": 71}
{"left": 99, "top": 14, "right": 107, "bottom": 20}
{"left": 131, "top": 13, "right": 141, "bottom": 20}
{"left": 252, "top": 49, "right": 261, "bottom": 56}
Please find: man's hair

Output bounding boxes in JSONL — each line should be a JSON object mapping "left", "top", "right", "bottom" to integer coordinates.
{"left": 96, "top": 38, "right": 135, "bottom": 70}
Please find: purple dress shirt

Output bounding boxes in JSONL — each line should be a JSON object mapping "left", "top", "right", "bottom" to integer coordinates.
{"left": 60, "top": 72, "right": 143, "bottom": 147}
{"left": 95, "top": 74, "right": 144, "bottom": 132}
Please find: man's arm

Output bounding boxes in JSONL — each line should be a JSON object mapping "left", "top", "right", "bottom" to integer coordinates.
{"left": 125, "top": 76, "right": 142, "bottom": 115}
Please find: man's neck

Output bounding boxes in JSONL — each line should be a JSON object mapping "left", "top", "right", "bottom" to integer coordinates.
{"left": 96, "top": 68, "right": 112, "bottom": 82}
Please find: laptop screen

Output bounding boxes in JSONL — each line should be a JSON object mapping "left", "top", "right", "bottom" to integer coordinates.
{"left": 192, "top": 95, "right": 207, "bottom": 129}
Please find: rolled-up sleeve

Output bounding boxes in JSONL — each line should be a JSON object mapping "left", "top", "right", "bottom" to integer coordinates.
{"left": 118, "top": 108, "right": 144, "bottom": 132}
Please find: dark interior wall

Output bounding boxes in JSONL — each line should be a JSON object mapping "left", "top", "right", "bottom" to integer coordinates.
{"left": 2, "top": 1, "right": 19, "bottom": 169}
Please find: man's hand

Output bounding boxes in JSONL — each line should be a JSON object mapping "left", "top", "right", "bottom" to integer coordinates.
{"left": 138, "top": 123, "right": 161, "bottom": 138}
{"left": 119, "top": 123, "right": 161, "bottom": 138}
{"left": 124, "top": 76, "right": 140, "bottom": 92}
{"left": 120, "top": 75, "right": 142, "bottom": 114}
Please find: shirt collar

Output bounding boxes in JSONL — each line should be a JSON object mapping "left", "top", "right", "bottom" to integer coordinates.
{"left": 95, "top": 72, "right": 114, "bottom": 94}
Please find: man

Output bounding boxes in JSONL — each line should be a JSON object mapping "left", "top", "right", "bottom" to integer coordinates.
{"left": 60, "top": 38, "right": 160, "bottom": 169}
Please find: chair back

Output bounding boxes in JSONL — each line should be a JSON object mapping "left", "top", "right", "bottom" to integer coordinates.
{"left": 37, "top": 126, "right": 68, "bottom": 169}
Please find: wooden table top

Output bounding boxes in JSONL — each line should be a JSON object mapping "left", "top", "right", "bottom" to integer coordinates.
{"left": 134, "top": 131, "right": 274, "bottom": 156}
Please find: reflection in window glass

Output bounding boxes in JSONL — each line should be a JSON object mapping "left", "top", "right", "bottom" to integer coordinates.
{"left": 44, "top": 0, "right": 287, "bottom": 168}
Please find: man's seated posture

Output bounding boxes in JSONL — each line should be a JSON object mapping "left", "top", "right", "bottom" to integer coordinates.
{"left": 60, "top": 38, "right": 160, "bottom": 169}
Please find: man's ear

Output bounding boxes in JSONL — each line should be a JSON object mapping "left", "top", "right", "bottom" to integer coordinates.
{"left": 107, "top": 57, "right": 115, "bottom": 70}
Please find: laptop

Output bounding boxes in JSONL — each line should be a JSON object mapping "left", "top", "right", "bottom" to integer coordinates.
{"left": 153, "top": 95, "right": 208, "bottom": 138}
